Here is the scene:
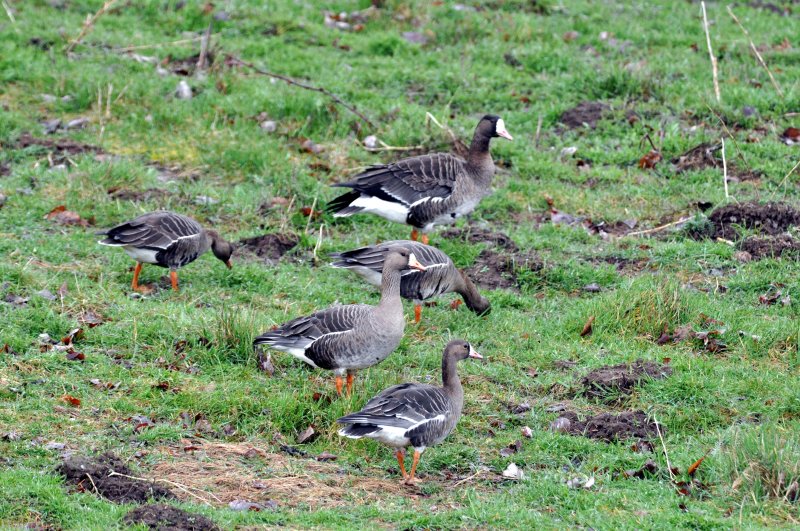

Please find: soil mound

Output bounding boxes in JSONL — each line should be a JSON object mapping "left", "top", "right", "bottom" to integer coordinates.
{"left": 581, "top": 360, "right": 672, "bottom": 399}
{"left": 58, "top": 453, "right": 173, "bottom": 504}
{"left": 124, "top": 504, "right": 219, "bottom": 531}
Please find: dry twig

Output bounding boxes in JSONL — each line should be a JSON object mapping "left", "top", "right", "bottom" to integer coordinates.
{"left": 771, "top": 159, "right": 800, "bottom": 199}
{"left": 727, "top": 6, "right": 783, "bottom": 99}
{"left": 226, "top": 55, "right": 374, "bottom": 128}
{"left": 721, "top": 137, "right": 729, "bottom": 199}
{"left": 653, "top": 414, "right": 676, "bottom": 481}
{"left": 197, "top": 21, "right": 213, "bottom": 72}
{"left": 627, "top": 217, "right": 692, "bottom": 237}
{"left": 65, "top": 0, "right": 119, "bottom": 54}
{"left": 701, "top": 2, "right": 721, "bottom": 103}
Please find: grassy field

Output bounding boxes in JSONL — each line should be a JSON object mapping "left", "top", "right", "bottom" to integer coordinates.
{"left": 2, "top": 0, "right": 800, "bottom": 528}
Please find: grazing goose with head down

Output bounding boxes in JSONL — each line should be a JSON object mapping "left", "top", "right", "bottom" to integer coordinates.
{"left": 328, "top": 115, "right": 513, "bottom": 244}
{"left": 253, "top": 248, "right": 426, "bottom": 396}
{"left": 331, "top": 240, "right": 490, "bottom": 323}
{"left": 337, "top": 339, "right": 482, "bottom": 484}
{"left": 97, "top": 211, "right": 233, "bottom": 292}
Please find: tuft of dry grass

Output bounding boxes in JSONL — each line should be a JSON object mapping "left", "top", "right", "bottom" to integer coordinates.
{"left": 151, "top": 440, "right": 415, "bottom": 509}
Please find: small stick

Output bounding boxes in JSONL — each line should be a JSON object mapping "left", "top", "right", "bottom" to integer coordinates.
{"left": 452, "top": 468, "right": 485, "bottom": 488}
{"left": 627, "top": 217, "right": 692, "bottom": 237}
{"left": 2, "top": 0, "right": 15, "bottom": 23}
{"left": 112, "top": 36, "right": 205, "bottom": 52}
{"left": 727, "top": 6, "right": 783, "bottom": 98}
{"left": 105, "top": 83, "right": 113, "bottom": 119}
{"left": 653, "top": 414, "right": 675, "bottom": 481}
{"left": 425, "top": 112, "right": 459, "bottom": 145}
{"left": 304, "top": 194, "right": 318, "bottom": 234}
{"left": 721, "top": 137, "right": 729, "bottom": 199}
{"left": 85, "top": 473, "right": 100, "bottom": 495}
{"left": 65, "top": 0, "right": 119, "bottom": 54}
{"left": 701, "top": 2, "right": 721, "bottom": 103}
{"left": 771, "top": 158, "right": 800, "bottom": 199}
{"left": 113, "top": 83, "right": 130, "bottom": 104}
{"left": 197, "top": 21, "right": 213, "bottom": 72}
{"left": 534, "top": 115, "right": 543, "bottom": 148}
{"left": 312, "top": 223, "right": 324, "bottom": 265}
{"left": 226, "top": 55, "right": 374, "bottom": 128}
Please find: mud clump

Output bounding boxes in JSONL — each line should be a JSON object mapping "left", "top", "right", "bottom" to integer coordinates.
{"left": 708, "top": 202, "right": 800, "bottom": 239}
{"left": 239, "top": 233, "right": 299, "bottom": 261}
{"left": 739, "top": 235, "right": 800, "bottom": 259}
{"left": 465, "top": 249, "right": 541, "bottom": 291}
{"left": 558, "top": 410, "right": 661, "bottom": 442}
{"left": 672, "top": 143, "right": 762, "bottom": 182}
{"left": 560, "top": 101, "right": 609, "bottom": 129}
{"left": 581, "top": 360, "right": 672, "bottom": 399}
{"left": 441, "top": 226, "right": 519, "bottom": 251}
{"left": 58, "top": 453, "right": 173, "bottom": 504}
{"left": 124, "top": 504, "right": 219, "bottom": 531}
{"left": 13, "top": 133, "right": 104, "bottom": 164}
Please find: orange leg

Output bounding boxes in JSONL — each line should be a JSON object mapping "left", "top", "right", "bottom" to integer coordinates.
{"left": 396, "top": 450, "right": 409, "bottom": 481}
{"left": 406, "top": 449, "right": 422, "bottom": 484}
{"left": 131, "top": 262, "right": 142, "bottom": 291}
{"left": 335, "top": 375, "right": 344, "bottom": 396}
{"left": 170, "top": 270, "right": 179, "bottom": 292}
{"left": 414, "top": 304, "right": 422, "bottom": 324}
{"left": 421, "top": 234, "right": 429, "bottom": 245}
{"left": 410, "top": 228, "right": 419, "bottom": 242}
{"left": 346, "top": 373, "right": 355, "bottom": 396}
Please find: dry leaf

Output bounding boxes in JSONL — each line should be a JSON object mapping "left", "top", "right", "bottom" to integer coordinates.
{"left": 580, "top": 315, "right": 595, "bottom": 337}
{"left": 296, "top": 425, "right": 317, "bottom": 444}
{"left": 62, "top": 394, "right": 81, "bottom": 407}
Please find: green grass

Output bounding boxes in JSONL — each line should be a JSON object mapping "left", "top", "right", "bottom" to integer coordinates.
{"left": 2, "top": 0, "right": 800, "bottom": 528}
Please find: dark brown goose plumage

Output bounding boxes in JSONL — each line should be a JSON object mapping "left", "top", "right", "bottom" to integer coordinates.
{"left": 337, "top": 339, "right": 482, "bottom": 484}
{"left": 253, "top": 248, "right": 426, "bottom": 396}
{"left": 331, "top": 240, "right": 489, "bottom": 323}
{"left": 328, "top": 115, "right": 513, "bottom": 244}
{"left": 97, "top": 211, "right": 233, "bottom": 292}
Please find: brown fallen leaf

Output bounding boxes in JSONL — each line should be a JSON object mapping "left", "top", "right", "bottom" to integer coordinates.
{"left": 44, "top": 205, "right": 92, "bottom": 227}
{"left": 687, "top": 450, "right": 711, "bottom": 477}
{"left": 316, "top": 451, "right": 338, "bottom": 461}
{"left": 62, "top": 394, "right": 81, "bottom": 407}
{"left": 78, "top": 310, "right": 106, "bottom": 327}
{"left": 780, "top": 127, "right": 800, "bottom": 145}
{"left": 62, "top": 328, "right": 84, "bottom": 345}
{"left": 65, "top": 351, "right": 85, "bottom": 361}
{"left": 638, "top": 150, "right": 662, "bottom": 169}
{"left": 580, "top": 315, "right": 595, "bottom": 337}
{"left": 296, "top": 425, "right": 317, "bottom": 444}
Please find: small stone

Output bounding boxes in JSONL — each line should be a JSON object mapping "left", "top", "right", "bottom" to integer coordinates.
{"left": 549, "top": 417, "right": 572, "bottom": 433}
{"left": 502, "top": 462, "right": 523, "bottom": 480}
{"left": 363, "top": 135, "right": 378, "bottom": 148}
{"left": 733, "top": 250, "right": 752, "bottom": 263}
{"left": 65, "top": 117, "right": 89, "bottom": 130}
{"left": 259, "top": 120, "right": 277, "bottom": 132}
{"left": 175, "top": 80, "right": 193, "bottom": 99}
{"left": 521, "top": 426, "right": 533, "bottom": 438}
{"left": 583, "top": 283, "right": 601, "bottom": 293}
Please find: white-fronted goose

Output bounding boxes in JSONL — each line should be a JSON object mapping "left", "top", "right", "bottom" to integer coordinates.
{"left": 337, "top": 339, "right": 482, "bottom": 484}
{"left": 253, "top": 248, "right": 426, "bottom": 396}
{"left": 97, "top": 211, "right": 233, "bottom": 292}
{"left": 328, "top": 115, "right": 512, "bottom": 244}
{"left": 331, "top": 240, "right": 490, "bottom": 323}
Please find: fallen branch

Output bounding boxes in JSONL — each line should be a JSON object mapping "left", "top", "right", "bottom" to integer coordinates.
{"left": 626, "top": 217, "right": 692, "bottom": 237}
{"left": 701, "top": 2, "right": 721, "bottom": 103}
{"left": 112, "top": 36, "right": 205, "bottom": 53}
{"left": 727, "top": 6, "right": 783, "bottom": 99}
{"left": 65, "top": 0, "right": 119, "bottom": 54}
{"left": 225, "top": 55, "right": 374, "bottom": 128}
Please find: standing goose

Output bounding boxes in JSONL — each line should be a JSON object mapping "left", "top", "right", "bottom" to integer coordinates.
{"left": 337, "top": 339, "right": 482, "bottom": 485}
{"left": 331, "top": 240, "right": 490, "bottom": 323}
{"left": 328, "top": 115, "right": 513, "bottom": 244}
{"left": 97, "top": 211, "right": 233, "bottom": 292}
{"left": 253, "top": 248, "right": 426, "bottom": 396}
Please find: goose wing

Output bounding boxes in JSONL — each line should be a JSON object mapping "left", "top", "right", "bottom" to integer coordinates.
{"left": 97, "top": 211, "right": 202, "bottom": 249}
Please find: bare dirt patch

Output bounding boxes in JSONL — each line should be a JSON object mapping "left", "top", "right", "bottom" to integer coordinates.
{"left": 442, "top": 226, "right": 542, "bottom": 291}
{"left": 151, "top": 440, "right": 415, "bottom": 509}
{"left": 124, "top": 504, "right": 219, "bottom": 531}
{"left": 13, "top": 133, "right": 104, "bottom": 164}
{"left": 441, "top": 226, "right": 519, "bottom": 251}
{"left": 708, "top": 202, "right": 800, "bottom": 239}
{"left": 672, "top": 143, "right": 762, "bottom": 181}
{"left": 108, "top": 187, "right": 172, "bottom": 202}
{"left": 560, "top": 101, "right": 609, "bottom": 129}
{"left": 238, "top": 233, "right": 299, "bottom": 261}
{"left": 58, "top": 453, "right": 174, "bottom": 504}
{"left": 739, "top": 235, "right": 800, "bottom": 259}
{"left": 558, "top": 410, "right": 661, "bottom": 442}
{"left": 581, "top": 360, "right": 672, "bottom": 399}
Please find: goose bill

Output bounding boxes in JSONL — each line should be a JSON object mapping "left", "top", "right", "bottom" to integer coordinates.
{"left": 468, "top": 345, "right": 483, "bottom": 359}
{"left": 407, "top": 253, "right": 427, "bottom": 272}
{"left": 496, "top": 119, "right": 513, "bottom": 140}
